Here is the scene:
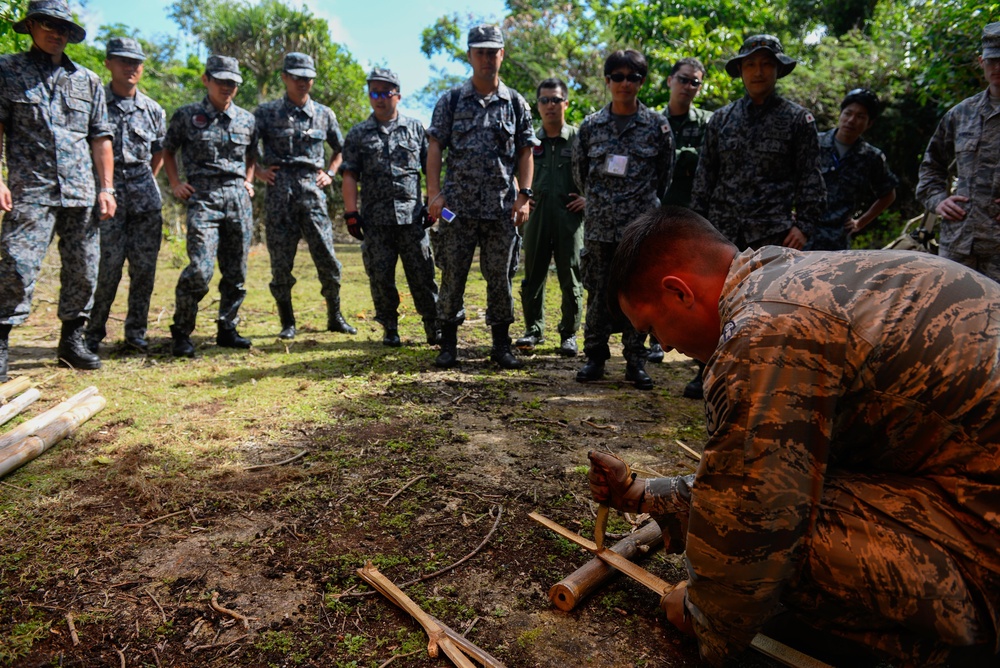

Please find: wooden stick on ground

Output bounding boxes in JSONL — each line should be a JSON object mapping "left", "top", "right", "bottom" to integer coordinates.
{"left": 0, "top": 388, "right": 40, "bottom": 427}
{"left": 0, "top": 385, "right": 99, "bottom": 452}
{"left": 0, "top": 376, "right": 31, "bottom": 403}
{"left": 0, "top": 395, "right": 106, "bottom": 478}
{"left": 243, "top": 449, "right": 308, "bottom": 471}
{"left": 209, "top": 591, "right": 251, "bottom": 631}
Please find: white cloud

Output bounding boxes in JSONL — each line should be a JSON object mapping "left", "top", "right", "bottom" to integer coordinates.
{"left": 294, "top": 0, "right": 356, "bottom": 51}
{"left": 72, "top": 1, "right": 104, "bottom": 44}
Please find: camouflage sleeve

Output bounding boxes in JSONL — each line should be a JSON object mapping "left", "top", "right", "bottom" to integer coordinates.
{"left": 656, "top": 119, "right": 675, "bottom": 199}
{"left": 419, "top": 122, "right": 428, "bottom": 175}
{"left": 686, "top": 306, "right": 845, "bottom": 666}
{"left": 791, "top": 112, "right": 825, "bottom": 238}
{"left": 87, "top": 77, "right": 113, "bottom": 140}
{"left": 151, "top": 103, "right": 167, "bottom": 155}
{"left": 247, "top": 114, "right": 259, "bottom": 162}
{"left": 162, "top": 107, "right": 186, "bottom": 154}
{"left": 916, "top": 112, "right": 956, "bottom": 212}
{"left": 338, "top": 125, "right": 362, "bottom": 178}
{"left": 571, "top": 122, "right": 588, "bottom": 194}
{"left": 689, "top": 114, "right": 718, "bottom": 216}
{"left": 426, "top": 91, "right": 453, "bottom": 148}
{"left": 870, "top": 149, "right": 899, "bottom": 200}
{"left": 513, "top": 93, "right": 538, "bottom": 150}
{"left": 0, "top": 64, "right": 12, "bottom": 127}
{"left": 325, "top": 107, "right": 343, "bottom": 154}
{"left": 644, "top": 474, "right": 695, "bottom": 554}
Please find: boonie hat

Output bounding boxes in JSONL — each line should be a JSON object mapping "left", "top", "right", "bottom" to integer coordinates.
{"left": 725, "top": 34, "right": 797, "bottom": 79}
{"left": 983, "top": 22, "right": 1000, "bottom": 59}
{"left": 367, "top": 67, "right": 400, "bottom": 89}
{"left": 106, "top": 37, "right": 146, "bottom": 62}
{"left": 206, "top": 55, "right": 243, "bottom": 84}
{"left": 467, "top": 24, "right": 504, "bottom": 49}
{"left": 13, "top": 0, "right": 86, "bottom": 44}
{"left": 283, "top": 52, "right": 316, "bottom": 79}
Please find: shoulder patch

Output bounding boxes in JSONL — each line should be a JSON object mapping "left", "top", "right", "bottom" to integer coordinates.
{"left": 804, "top": 112, "right": 815, "bottom": 124}
{"left": 532, "top": 144, "right": 544, "bottom": 157}
{"left": 661, "top": 124, "right": 670, "bottom": 134}
{"left": 191, "top": 113, "right": 209, "bottom": 129}
{"left": 721, "top": 320, "right": 736, "bottom": 343}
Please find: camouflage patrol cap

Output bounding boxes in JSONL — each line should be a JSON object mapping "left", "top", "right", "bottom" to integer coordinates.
{"left": 105, "top": 37, "right": 146, "bottom": 62}
{"left": 206, "top": 55, "right": 243, "bottom": 84}
{"left": 367, "top": 67, "right": 400, "bottom": 90}
{"left": 983, "top": 22, "right": 1000, "bottom": 58}
{"left": 283, "top": 52, "right": 316, "bottom": 79}
{"left": 725, "top": 34, "right": 797, "bottom": 79}
{"left": 467, "top": 24, "right": 504, "bottom": 49}
{"left": 13, "top": 0, "right": 86, "bottom": 44}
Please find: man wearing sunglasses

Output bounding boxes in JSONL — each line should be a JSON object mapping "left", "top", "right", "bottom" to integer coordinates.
{"left": 572, "top": 49, "right": 674, "bottom": 390}
{"left": 254, "top": 52, "right": 355, "bottom": 340}
{"left": 917, "top": 22, "right": 1000, "bottom": 282}
{"left": 0, "top": 0, "right": 116, "bottom": 381}
{"left": 691, "top": 35, "right": 825, "bottom": 252}
{"left": 162, "top": 55, "right": 258, "bottom": 357}
{"left": 341, "top": 68, "right": 439, "bottom": 348}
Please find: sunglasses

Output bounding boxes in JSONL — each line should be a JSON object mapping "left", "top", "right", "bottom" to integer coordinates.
{"left": 32, "top": 18, "right": 72, "bottom": 36}
{"left": 607, "top": 72, "right": 644, "bottom": 83}
{"left": 675, "top": 74, "right": 702, "bottom": 88}
{"left": 368, "top": 91, "right": 399, "bottom": 100}
{"left": 537, "top": 96, "right": 566, "bottom": 105}
{"left": 288, "top": 74, "right": 313, "bottom": 83}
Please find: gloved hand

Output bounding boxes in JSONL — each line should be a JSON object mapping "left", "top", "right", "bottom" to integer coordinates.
{"left": 587, "top": 450, "right": 645, "bottom": 513}
{"left": 344, "top": 211, "right": 364, "bottom": 241}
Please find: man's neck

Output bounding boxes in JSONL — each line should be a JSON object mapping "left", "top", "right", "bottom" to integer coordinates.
{"left": 287, "top": 92, "right": 309, "bottom": 108}
{"left": 32, "top": 44, "right": 63, "bottom": 66}
{"left": 611, "top": 99, "right": 639, "bottom": 115}
{"left": 110, "top": 80, "right": 137, "bottom": 98}
{"left": 542, "top": 119, "right": 563, "bottom": 138}
{"left": 748, "top": 88, "right": 775, "bottom": 105}
{"left": 374, "top": 110, "right": 398, "bottom": 124}
{"left": 990, "top": 83, "right": 1000, "bottom": 99}
{"left": 834, "top": 128, "right": 860, "bottom": 146}
{"left": 208, "top": 98, "right": 231, "bottom": 113}
{"left": 667, "top": 98, "right": 691, "bottom": 117}
{"left": 471, "top": 75, "right": 499, "bottom": 96}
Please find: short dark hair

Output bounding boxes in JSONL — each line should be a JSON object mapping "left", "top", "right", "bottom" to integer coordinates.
{"left": 607, "top": 206, "right": 736, "bottom": 319}
{"left": 603, "top": 49, "right": 647, "bottom": 78}
{"left": 841, "top": 88, "right": 881, "bottom": 120}
{"left": 670, "top": 57, "right": 706, "bottom": 77}
{"left": 536, "top": 77, "right": 568, "bottom": 99}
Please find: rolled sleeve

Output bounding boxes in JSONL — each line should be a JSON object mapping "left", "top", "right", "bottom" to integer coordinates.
{"left": 87, "top": 79, "right": 113, "bottom": 140}
{"left": 426, "top": 92, "right": 453, "bottom": 147}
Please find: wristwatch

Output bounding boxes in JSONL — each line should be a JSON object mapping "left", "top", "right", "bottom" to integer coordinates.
{"left": 99, "top": 187, "right": 116, "bottom": 196}
{"left": 518, "top": 187, "right": 533, "bottom": 198}
{"left": 326, "top": 169, "right": 337, "bottom": 180}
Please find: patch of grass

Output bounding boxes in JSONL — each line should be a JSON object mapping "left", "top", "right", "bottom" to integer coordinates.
{"left": 0, "top": 616, "right": 49, "bottom": 665}
{"left": 517, "top": 627, "right": 543, "bottom": 648}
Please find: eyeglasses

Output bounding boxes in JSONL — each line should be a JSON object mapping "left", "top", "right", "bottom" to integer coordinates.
{"left": 32, "top": 18, "right": 72, "bottom": 36}
{"left": 368, "top": 91, "right": 399, "bottom": 100}
{"left": 607, "top": 72, "right": 644, "bottom": 83}
{"left": 536, "top": 96, "right": 566, "bottom": 105}
{"left": 675, "top": 75, "right": 702, "bottom": 88}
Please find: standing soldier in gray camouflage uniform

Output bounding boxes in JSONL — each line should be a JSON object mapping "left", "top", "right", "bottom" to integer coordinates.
{"left": 572, "top": 49, "right": 674, "bottom": 390}
{"left": 85, "top": 37, "right": 167, "bottom": 355}
{"left": 0, "top": 0, "right": 116, "bottom": 382}
{"left": 163, "top": 55, "right": 257, "bottom": 357}
{"left": 426, "top": 24, "right": 537, "bottom": 370}
{"left": 254, "top": 52, "right": 355, "bottom": 340}
{"left": 691, "top": 35, "right": 825, "bottom": 251}
{"left": 590, "top": 206, "right": 1000, "bottom": 667}
{"left": 917, "top": 22, "right": 1000, "bottom": 282}
{"left": 341, "top": 67, "right": 437, "bottom": 348}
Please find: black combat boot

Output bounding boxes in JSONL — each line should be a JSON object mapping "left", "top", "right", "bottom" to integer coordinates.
{"left": 434, "top": 324, "right": 459, "bottom": 368}
{"left": 57, "top": 317, "right": 102, "bottom": 370}
{"left": 423, "top": 319, "right": 441, "bottom": 346}
{"left": 171, "top": 325, "right": 195, "bottom": 358}
{"left": 382, "top": 328, "right": 401, "bottom": 347}
{"left": 576, "top": 358, "right": 605, "bottom": 382}
{"left": 625, "top": 358, "right": 653, "bottom": 391}
{"left": 0, "top": 324, "right": 10, "bottom": 382}
{"left": 490, "top": 324, "right": 523, "bottom": 370}
{"left": 217, "top": 323, "right": 252, "bottom": 349}
{"left": 277, "top": 300, "right": 296, "bottom": 339}
{"left": 327, "top": 301, "right": 357, "bottom": 335}
{"left": 683, "top": 362, "right": 705, "bottom": 399}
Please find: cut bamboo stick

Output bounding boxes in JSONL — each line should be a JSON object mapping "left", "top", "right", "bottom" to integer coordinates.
{"left": 549, "top": 520, "right": 664, "bottom": 611}
{"left": 0, "top": 377, "right": 31, "bottom": 402}
{"left": 0, "top": 395, "right": 106, "bottom": 478}
{"left": 0, "top": 388, "right": 40, "bottom": 427}
{"left": 0, "top": 386, "right": 98, "bottom": 452}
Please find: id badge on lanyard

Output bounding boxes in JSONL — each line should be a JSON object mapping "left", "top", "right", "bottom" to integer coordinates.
{"left": 604, "top": 154, "right": 629, "bottom": 177}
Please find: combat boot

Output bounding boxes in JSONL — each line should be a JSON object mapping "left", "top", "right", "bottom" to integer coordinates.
{"left": 57, "top": 317, "right": 101, "bottom": 370}
{"left": 423, "top": 319, "right": 441, "bottom": 346}
{"left": 277, "top": 300, "right": 296, "bottom": 340}
{"left": 217, "top": 323, "right": 252, "bottom": 349}
{"left": 625, "top": 358, "right": 653, "bottom": 390}
{"left": 434, "top": 324, "right": 459, "bottom": 368}
{"left": 0, "top": 324, "right": 10, "bottom": 383}
{"left": 170, "top": 325, "right": 195, "bottom": 358}
{"left": 382, "top": 328, "right": 401, "bottom": 347}
{"left": 327, "top": 301, "right": 357, "bottom": 335}
{"left": 490, "top": 324, "right": 522, "bottom": 370}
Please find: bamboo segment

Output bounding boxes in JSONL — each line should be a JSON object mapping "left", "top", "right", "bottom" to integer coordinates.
{"left": 549, "top": 520, "right": 664, "bottom": 611}
{"left": 0, "top": 386, "right": 99, "bottom": 452}
{"left": 0, "top": 377, "right": 31, "bottom": 402}
{"left": 0, "top": 395, "right": 106, "bottom": 478}
{"left": 0, "top": 388, "right": 40, "bottom": 427}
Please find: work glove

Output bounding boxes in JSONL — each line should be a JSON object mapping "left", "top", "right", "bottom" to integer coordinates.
{"left": 344, "top": 211, "right": 364, "bottom": 241}
{"left": 587, "top": 450, "right": 645, "bottom": 513}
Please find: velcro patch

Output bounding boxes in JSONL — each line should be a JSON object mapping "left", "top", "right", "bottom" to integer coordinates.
{"left": 192, "top": 113, "right": 209, "bottom": 129}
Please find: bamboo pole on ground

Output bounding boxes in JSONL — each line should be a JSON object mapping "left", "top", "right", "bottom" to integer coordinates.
{"left": 0, "top": 377, "right": 31, "bottom": 403}
{"left": 0, "top": 386, "right": 98, "bottom": 452}
{"left": 0, "top": 395, "right": 106, "bottom": 478}
{"left": 0, "top": 389, "right": 40, "bottom": 428}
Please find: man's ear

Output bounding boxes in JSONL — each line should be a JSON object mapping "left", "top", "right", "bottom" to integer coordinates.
{"left": 660, "top": 275, "right": 695, "bottom": 307}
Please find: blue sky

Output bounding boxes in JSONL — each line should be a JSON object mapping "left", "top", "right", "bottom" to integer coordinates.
{"left": 73, "top": 0, "right": 508, "bottom": 122}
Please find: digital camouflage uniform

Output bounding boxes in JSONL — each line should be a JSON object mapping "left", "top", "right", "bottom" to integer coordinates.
{"left": 572, "top": 103, "right": 674, "bottom": 364}
{"left": 642, "top": 248, "right": 1000, "bottom": 666}
{"left": 810, "top": 128, "right": 898, "bottom": 250}
{"left": 427, "top": 79, "right": 537, "bottom": 327}
{"left": 87, "top": 86, "right": 166, "bottom": 343}
{"left": 340, "top": 113, "right": 437, "bottom": 331}
{"left": 916, "top": 89, "right": 1000, "bottom": 280}
{"left": 661, "top": 105, "right": 712, "bottom": 207}
{"left": 0, "top": 48, "right": 111, "bottom": 325}
{"left": 519, "top": 124, "right": 583, "bottom": 341}
{"left": 164, "top": 97, "right": 257, "bottom": 335}
{"left": 691, "top": 94, "right": 826, "bottom": 249}
{"left": 254, "top": 96, "right": 345, "bottom": 307}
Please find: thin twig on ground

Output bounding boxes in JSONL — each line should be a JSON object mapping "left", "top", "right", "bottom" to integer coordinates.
{"left": 190, "top": 634, "right": 248, "bottom": 653}
{"left": 124, "top": 510, "right": 188, "bottom": 529}
{"left": 0, "top": 480, "right": 30, "bottom": 492}
{"left": 383, "top": 474, "right": 427, "bottom": 507}
{"left": 66, "top": 612, "right": 79, "bottom": 646}
{"left": 243, "top": 449, "right": 308, "bottom": 471}
{"left": 675, "top": 439, "right": 703, "bottom": 461}
{"left": 377, "top": 648, "right": 422, "bottom": 668}
{"left": 114, "top": 645, "right": 125, "bottom": 667}
{"left": 147, "top": 590, "right": 167, "bottom": 624}
{"left": 209, "top": 591, "right": 251, "bottom": 631}
{"left": 582, "top": 419, "right": 618, "bottom": 431}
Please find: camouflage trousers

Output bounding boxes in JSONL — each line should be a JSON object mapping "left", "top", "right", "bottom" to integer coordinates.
{"left": 435, "top": 217, "right": 519, "bottom": 327}
{"left": 173, "top": 180, "right": 252, "bottom": 335}
{"left": 264, "top": 170, "right": 342, "bottom": 305}
{"left": 649, "top": 472, "right": 1000, "bottom": 665}
{"left": 87, "top": 205, "right": 163, "bottom": 342}
{"left": 0, "top": 203, "right": 97, "bottom": 325}
{"left": 361, "top": 223, "right": 438, "bottom": 330}
{"left": 519, "top": 212, "right": 583, "bottom": 339}
{"left": 580, "top": 239, "right": 646, "bottom": 363}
